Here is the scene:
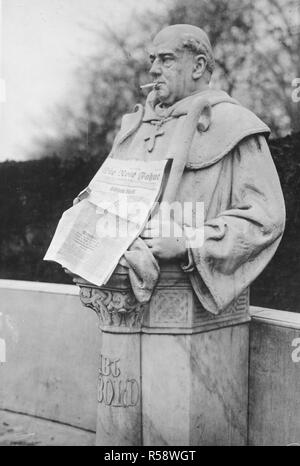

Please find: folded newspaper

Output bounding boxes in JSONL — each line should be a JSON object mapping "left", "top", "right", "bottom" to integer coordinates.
{"left": 44, "top": 157, "right": 169, "bottom": 286}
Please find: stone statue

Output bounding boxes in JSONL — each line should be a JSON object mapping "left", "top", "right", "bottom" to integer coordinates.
{"left": 73, "top": 24, "right": 286, "bottom": 446}
{"left": 75, "top": 24, "right": 285, "bottom": 314}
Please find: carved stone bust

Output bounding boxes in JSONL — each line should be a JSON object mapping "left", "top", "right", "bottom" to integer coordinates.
{"left": 76, "top": 24, "right": 285, "bottom": 322}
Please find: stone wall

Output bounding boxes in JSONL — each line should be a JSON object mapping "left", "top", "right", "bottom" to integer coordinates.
{"left": 0, "top": 280, "right": 99, "bottom": 432}
{"left": 249, "top": 307, "right": 300, "bottom": 445}
{"left": 1, "top": 280, "right": 300, "bottom": 444}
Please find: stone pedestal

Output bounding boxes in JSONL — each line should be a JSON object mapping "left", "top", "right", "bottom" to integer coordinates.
{"left": 80, "top": 267, "right": 144, "bottom": 446}
{"left": 79, "top": 264, "right": 250, "bottom": 446}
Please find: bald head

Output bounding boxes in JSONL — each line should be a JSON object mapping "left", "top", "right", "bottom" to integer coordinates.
{"left": 153, "top": 24, "right": 215, "bottom": 75}
{"left": 148, "top": 24, "right": 214, "bottom": 105}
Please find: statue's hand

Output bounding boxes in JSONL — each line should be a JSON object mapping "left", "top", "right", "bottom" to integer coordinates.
{"left": 141, "top": 218, "right": 187, "bottom": 261}
{"left": 73, "top": 187, "right": 91, "bottom": 206}
{"left": 64, "top": 268, "right": 89, "bottom": 286}
{"left": 143, "top": 236, "right": 187, "bottom": 261}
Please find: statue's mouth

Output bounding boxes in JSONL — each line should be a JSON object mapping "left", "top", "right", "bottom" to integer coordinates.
{"left": 154, "top": 82, "right": 165, "bottom": 90}
{"left": 140, "top": 82, "right": 165, "bottom": 91}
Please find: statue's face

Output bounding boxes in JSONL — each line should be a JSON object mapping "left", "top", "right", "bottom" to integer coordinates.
{"left": 149, "top": 31, "right": 196, "bottom": 106}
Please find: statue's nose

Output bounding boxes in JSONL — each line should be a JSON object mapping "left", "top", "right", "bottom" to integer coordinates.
{"left": 149, "top": 59, "right": 162, "bottom": 77}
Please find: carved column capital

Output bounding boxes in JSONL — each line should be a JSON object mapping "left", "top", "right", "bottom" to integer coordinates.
{"left": 79, "top": 286, "right": 145, "bottom": 333}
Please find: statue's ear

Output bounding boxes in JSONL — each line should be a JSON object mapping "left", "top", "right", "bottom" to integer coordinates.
{"left": 193, "top": 54, "right": 207, "bottom": 79}
{"left": 197, "top": 102, "right": 211, "bottom": 132}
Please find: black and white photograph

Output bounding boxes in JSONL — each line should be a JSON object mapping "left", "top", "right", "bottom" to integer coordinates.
{"left": 0, "top": 0, "right": 299, "bottom": 449}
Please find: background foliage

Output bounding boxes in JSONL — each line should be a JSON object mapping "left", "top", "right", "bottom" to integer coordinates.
{"left": 32, "top": 0, "right": 300, "bottom": 164}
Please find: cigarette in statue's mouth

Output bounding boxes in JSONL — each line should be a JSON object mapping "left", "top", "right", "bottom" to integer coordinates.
{"left": 140, "top": 82, "right": 157, "bottom": 89}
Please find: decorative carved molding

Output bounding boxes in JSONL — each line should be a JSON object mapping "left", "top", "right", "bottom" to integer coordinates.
{"left": 79, "top": 286, "right": 145, "bottom": 331}
{"left": 143, "top": 286, "right": 250, "bottom": 334}
{"left": 193, "top": 288, "right": 249, "bottom": 324}
{"left": 78, "top": 270, "right": 249, "bottom": 334}
{"left": 150, "top": 290, "right": 190, "bottom": 324}
{"left": 233, "top": 288, "right": 249, "bottom": 313}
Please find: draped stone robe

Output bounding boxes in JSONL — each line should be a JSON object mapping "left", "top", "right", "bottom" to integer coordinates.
{"left": 108, "top": 89, "right": 285, "bottom": 315}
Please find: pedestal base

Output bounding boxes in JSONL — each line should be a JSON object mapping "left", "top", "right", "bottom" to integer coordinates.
{"left": 96, "top": 333, "right": 142, "bottom": 446}
{"left": 79, "top": 264, "right": 250, "bottom": 446}
{"left": 142, "top": 325, "right": 249, "bottom": 446}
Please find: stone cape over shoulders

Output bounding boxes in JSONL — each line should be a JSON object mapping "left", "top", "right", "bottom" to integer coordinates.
{"left": 186, "top": 101, "right": 270, "bottom": 169}
{"left": 112, "top": 91, "right": 271, "bottom": 170}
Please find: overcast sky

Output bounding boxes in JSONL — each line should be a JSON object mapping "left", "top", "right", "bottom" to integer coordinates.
{"left": 0, "top": 0, "right": 160, "bottom": 161}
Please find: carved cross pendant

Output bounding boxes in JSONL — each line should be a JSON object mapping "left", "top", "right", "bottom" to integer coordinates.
{"left": 144, "top": 122, "right": 165, "bottom": 152}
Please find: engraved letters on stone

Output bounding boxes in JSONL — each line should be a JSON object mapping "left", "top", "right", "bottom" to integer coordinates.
{"left": 97, "top": 353, "right": 140, "bottom": 408}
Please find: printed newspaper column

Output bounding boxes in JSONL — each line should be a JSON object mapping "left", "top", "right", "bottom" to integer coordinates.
{"left": 44, "top": 158, "right": 168, "bottom": 287}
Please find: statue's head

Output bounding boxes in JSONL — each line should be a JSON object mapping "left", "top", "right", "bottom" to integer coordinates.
{"left": 149, "top": 24, "right": 215, "bottom": 106}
